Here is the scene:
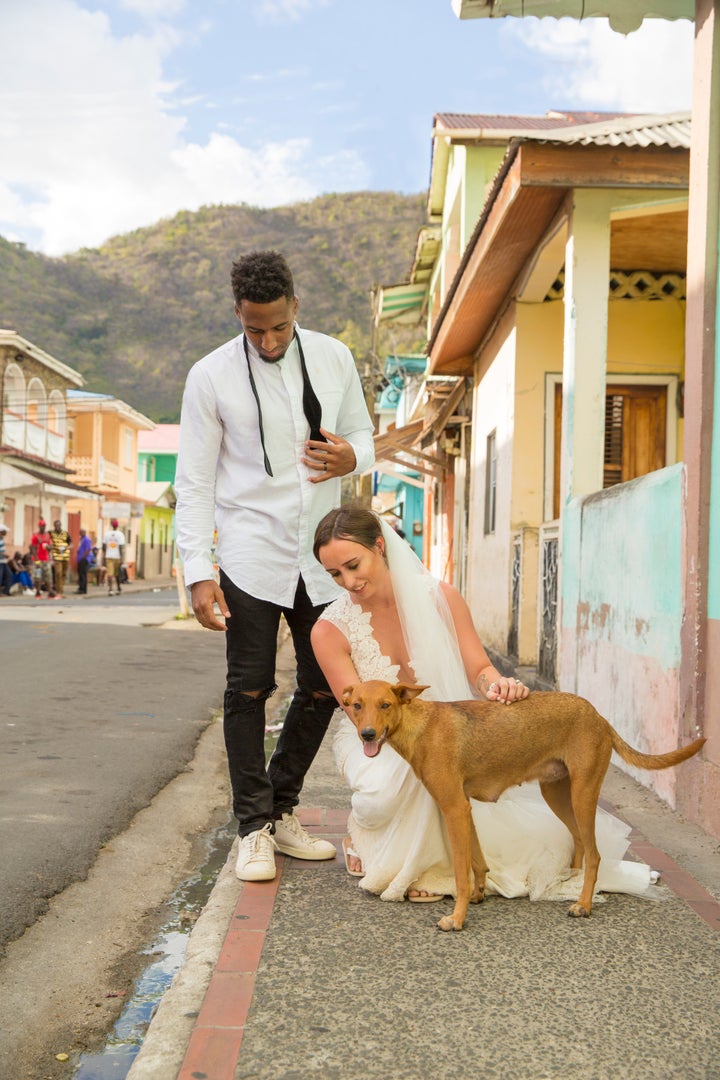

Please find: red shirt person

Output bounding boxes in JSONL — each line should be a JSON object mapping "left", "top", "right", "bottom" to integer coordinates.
{"left": 30, "top": 518, "right": 55, "bottom": 597}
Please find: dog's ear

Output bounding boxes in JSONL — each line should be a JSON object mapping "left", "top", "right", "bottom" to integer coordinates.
{"left": 393, "top": 684, "right": 430, "bottom": 703}
{"left": 341, "top": 685, "right": 355, "bottom": 706}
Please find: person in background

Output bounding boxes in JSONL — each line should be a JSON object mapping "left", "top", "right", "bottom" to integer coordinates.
{"left": 102, "top": 519, "right": 126, "bottom": 596}
{"left": 88, "top": 546, "right": 106, "bottom": 587}
{"left": 75, "top": 528, "right": 93, "bottom": 594}
{"left": 49, "top": 520, "right": 72, "bottom": 599}
{"left": 0, "top": 525, "right": 12, "bottom": 596}
{"left": 8, "top": 549, "right": 34, "bottom": 595}
{"left": 30, "top": 518, "right": 54, "bottom": 598}
{"left": 175, "top": 248, "right": 375, "bottom": 883}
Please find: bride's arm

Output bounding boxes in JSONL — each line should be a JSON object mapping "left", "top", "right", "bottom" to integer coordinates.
{"left": 439, "top": 582, "right": 530, "bottom": 704}
{"left": 311, "top": 618, "right": 360, "bottom": 714}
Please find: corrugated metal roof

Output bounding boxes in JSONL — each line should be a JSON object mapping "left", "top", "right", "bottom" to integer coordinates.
{"left": 518, "top": 111, "right": 692, "bottom": 149}
{"left": 433, "top": 110, "right": 630, "bottom": 133}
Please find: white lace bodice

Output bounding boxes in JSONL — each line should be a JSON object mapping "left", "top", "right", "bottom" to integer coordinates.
{"left": 318, "top": 591, "right": 401, "bottom": 683}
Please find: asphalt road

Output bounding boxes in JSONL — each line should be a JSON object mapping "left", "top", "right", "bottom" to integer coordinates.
{"left": 0, "top": 585, "right": 228, "bottom": 951}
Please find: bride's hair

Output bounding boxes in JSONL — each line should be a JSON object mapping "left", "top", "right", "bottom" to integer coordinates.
{"left": 313, "top": 504, "right": 381, "bottom": 561}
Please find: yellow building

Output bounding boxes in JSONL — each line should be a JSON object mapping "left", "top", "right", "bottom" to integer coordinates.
{"left": 65, "top": 390, "right": 155, "bottom": 574}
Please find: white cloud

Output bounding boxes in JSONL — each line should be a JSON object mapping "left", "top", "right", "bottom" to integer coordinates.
{"left": 255, "top": 0, "right": 331, "bottom": 21}
{"left": 0, "top": 0, "right": 365, "bottom": 254}
{"left": 509, "top": 17, "right": 693, "bottom": 113}
{"left": 119, "top": 0, "right": 187, "bottom": 16}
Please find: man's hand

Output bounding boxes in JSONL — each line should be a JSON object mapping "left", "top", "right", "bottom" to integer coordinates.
{"left": 190, "top": 579, "right": 230, "bottom": 631}
{"left": 303, "top": 427, "right": 357, "bottom": 483}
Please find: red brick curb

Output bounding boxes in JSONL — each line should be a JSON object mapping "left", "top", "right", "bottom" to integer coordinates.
{"left": 176, "top": 810, "right": 341, "bottom": 1080}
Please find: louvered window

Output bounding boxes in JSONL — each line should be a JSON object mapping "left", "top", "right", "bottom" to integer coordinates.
{"left": 553, "top": 384, "right": 667, "bottom": 517}
{"left": 603, "top": 395, "right": 625, "bottom": 488}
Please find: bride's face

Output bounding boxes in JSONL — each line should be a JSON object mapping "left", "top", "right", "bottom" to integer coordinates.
{"left": 317, "top": 536, "right": 388, "bottom": 599}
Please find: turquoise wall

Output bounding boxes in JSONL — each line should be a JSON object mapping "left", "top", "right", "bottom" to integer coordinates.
{"left": 138, "top": 452, "right": 177, "bottom": 484}
{"left": 562, "top": 463, "right": 684, "bottom": 670}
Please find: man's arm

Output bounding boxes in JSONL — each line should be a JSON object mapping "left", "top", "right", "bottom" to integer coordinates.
{"left": 174, "top": 361, "right": 230, "bottom": 630}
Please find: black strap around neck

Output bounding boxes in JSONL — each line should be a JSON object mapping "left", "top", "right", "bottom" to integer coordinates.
{"left": 243, "top": 330, "right": 326, "bottom": 477}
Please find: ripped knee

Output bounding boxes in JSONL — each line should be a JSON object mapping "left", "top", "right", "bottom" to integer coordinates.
{"left": 295, "top": 686, "right": 336, "bottom": 714}
{"left": 225, "top": 683, "right": 277, "bottom": 711}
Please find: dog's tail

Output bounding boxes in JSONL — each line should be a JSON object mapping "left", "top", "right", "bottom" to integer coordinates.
{"left": 610, "top": 730, "right": 705, "bottom": 771}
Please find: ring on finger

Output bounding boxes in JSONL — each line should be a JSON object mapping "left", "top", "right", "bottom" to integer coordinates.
{"left": 323, "top": 462, "right": 327, "bottom": 472}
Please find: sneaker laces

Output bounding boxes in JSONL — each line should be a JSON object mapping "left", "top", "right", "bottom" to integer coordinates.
{"left": 280, "top": 813, "right": 319, "bottom": 845}
{"left": 243, "top": 823, "right": 276, "bottom": 860}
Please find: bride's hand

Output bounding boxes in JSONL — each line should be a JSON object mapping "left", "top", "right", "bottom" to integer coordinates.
{"left": 486, "top": 676, "right": 529, "bottom": 705}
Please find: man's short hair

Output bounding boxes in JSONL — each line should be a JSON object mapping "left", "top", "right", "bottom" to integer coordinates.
{"left": 231, "top": 250, "right": 294, "bottom": 306}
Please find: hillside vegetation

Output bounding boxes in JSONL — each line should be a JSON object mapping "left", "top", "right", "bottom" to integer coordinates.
{"left": 0, "top": 192, "right": 427, "bottom": 421}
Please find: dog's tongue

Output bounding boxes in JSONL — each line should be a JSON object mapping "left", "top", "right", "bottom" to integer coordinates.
{"left": 363, "top": 740, "right": 380, "bottom": 758}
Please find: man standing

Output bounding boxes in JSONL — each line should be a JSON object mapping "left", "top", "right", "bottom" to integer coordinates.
{"left": 30, "top": 518, "right": 54, "bottom": 598}
{"left": 0, "top": 525, "right": 11, "bottom": 596}
{"left": 49, "top": 520, "right": 72, "bottom": 599}
{"left": 175, "top": 250, "right": 375, "bottom": 882}
{"left": 102, "top": 519, "right": 126, "bottom": 596}
{"left": 75, "top": 528, "right": 93, "bottom": 594}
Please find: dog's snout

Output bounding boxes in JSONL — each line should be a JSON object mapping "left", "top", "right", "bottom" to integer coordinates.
{"left": 360, "top": 727, "right": 377, "bottom": 742}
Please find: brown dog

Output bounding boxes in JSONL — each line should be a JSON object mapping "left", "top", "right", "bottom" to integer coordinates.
{"left": 341, "top": 680, "right": 705, "bottom": 932}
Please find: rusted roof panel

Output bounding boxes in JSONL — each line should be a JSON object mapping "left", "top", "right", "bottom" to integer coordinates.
{"left": 433, "top": 111, "right": 630, "bottom": 134}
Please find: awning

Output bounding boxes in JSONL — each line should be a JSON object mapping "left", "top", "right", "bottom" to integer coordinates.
{"left": 1, "top": 460, "right": 99, "bottom": 496}
{"left": 421, "top": 378, "right": 470, "bottom": 443}
{"left": 372, "top": 282, "right": 428, "bottom": 325}
{"left": 372, "top": 378, "right": 470, "bottom": 478}
{"left": 374, "top": 420, "right": 444, "bottom": 480}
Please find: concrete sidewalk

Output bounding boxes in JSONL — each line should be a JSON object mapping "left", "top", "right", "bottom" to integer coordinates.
{"left": 128, "top": 635, "right": 720, "bottom": 1080}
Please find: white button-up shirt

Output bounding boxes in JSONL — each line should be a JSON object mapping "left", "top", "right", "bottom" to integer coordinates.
{"left": 175, "top": 327, "right": 375, "bottom": 606}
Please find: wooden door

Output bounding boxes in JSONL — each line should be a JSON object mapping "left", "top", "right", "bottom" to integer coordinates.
{"left": 553, "top": 383, "right": 667, "bottom": 518}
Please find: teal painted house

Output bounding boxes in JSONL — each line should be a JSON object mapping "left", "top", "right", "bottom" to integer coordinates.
{"left": 138, "top": 424, "right": 180, "bottom": 484}
{"left": 374, "top": 355, "right": 426, "bottom": 559}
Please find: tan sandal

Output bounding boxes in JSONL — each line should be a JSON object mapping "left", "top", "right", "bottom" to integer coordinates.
{"left": 342, "top": 837, "right": 364, "bottom": 877}
{"left": 406, "top": 888, "right": 444, "bottom": 903}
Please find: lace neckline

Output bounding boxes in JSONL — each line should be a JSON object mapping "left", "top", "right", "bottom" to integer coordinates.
{"left": 333, "top": 591, "right": 416, "bottom": 683}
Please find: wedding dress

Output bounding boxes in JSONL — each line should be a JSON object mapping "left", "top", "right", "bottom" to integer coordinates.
{"left": 319, "top": 521, "right": 655, "bottom": 905}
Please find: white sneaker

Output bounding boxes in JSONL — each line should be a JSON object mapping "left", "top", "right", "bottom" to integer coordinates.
{"left": 273, "top": 812, "right": 337, "bottom": 860}
{"left": 235, "top": 823, "right": 277, "bottom": 881}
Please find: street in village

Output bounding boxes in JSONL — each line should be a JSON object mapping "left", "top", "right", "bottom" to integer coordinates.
{"left": 0, "top": 581, "right": 233, "bottom": 1076}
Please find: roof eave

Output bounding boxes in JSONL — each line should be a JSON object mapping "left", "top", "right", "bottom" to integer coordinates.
{"left": 428, "top": 140, "right": 689, "bottom": 376}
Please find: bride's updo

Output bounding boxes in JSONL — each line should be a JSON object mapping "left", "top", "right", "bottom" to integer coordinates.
{"left": 313, "top": 504, "right": 381, "bottom": 562}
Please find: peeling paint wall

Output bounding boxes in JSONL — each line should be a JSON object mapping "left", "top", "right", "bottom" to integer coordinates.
{"left": 560, "top": 464, "right": 684, "bottom": 804}
{"left": 466, "top": 312, "right": 517, "bottom": 652}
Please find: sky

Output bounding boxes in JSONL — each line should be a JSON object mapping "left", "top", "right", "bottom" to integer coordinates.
{"left": 0, "top": 0, "right": 694, "bottom": 257}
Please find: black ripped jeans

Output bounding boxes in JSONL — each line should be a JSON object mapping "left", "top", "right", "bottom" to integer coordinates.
{"left": 220, "top": 570, "right": 337, "bottom": 837}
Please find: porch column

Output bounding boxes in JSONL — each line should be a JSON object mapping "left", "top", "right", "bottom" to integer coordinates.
{"left": 558, "top": 189, "right": 611, "bottom": 690}
{"left": 560, "top": 189, "right": 611, "bottom": 506}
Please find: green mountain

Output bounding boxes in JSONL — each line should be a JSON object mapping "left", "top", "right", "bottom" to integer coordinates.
{"left": 0, "top": 192, "right": 427, "bottom": 422}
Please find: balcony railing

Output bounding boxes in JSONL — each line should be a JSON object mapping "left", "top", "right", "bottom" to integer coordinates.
{"left": 66, "top": 455, "right": 95, "bottom": 484}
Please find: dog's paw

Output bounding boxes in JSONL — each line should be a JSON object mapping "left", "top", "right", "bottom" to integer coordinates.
{"left": 567, "top": 902, "right": 591, "bottom": 918}
{"left": 437, "top": 914, "right": 464, "bottom": 932}
{"left": 470, "top": 887, "right": 485, "bottom": 905}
